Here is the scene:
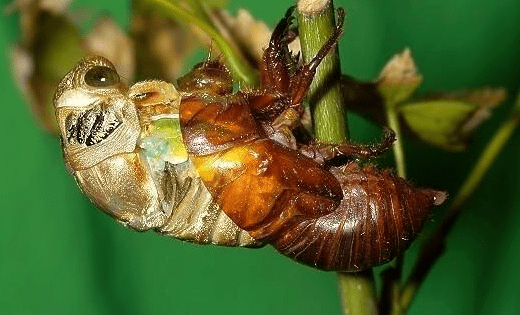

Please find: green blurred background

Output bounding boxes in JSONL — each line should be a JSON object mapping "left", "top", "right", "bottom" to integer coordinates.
{"left": 1, "top": 0, "right": 520, "bottom": 314}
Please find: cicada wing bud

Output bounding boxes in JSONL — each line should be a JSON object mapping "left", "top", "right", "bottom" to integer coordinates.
{"left": 271, "top": 162, "right": 446, "bottom": 272}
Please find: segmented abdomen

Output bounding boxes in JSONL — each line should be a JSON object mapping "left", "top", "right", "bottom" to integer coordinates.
{"left": 272, "top": 162, "right": 445, "bottom": 271}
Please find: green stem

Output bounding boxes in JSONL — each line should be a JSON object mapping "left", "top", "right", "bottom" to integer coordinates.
{"left": 297, "top": 1, "right": 376, "bottom": 315}
{"left": 144, "top": 0, "right": 258, "bottom": 85}
{"left": 385, "top": 107, "right": 407, "bottom": 178}
{"left": 399, "top": 90, "right": 520, "bottom": 312}
{"left": 451, "top": 110, "right": 520, "bottom": 209}
{"left": 183, "top": 0, "right": 213, "bottom": 25}
{"left": 338, "top": 271, "right": 378, "bottom": 315}
{"left": 297, "top": 0, "right": 347, "bottom": 143}
{"left": 381, "top": 92, "right": 407, "bottom": 315}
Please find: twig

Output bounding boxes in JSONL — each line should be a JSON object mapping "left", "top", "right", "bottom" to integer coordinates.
{"left": 297, "top": 0, "right": 347, "bottom": 143}
{"left": 385, "top": 107, "right": 407, "bottom": 178}
{"left": 339, "top": 270, "right": 378, "bottom": 315}
{"left": 297, "top": 1, "right": 378, "bottom": 315}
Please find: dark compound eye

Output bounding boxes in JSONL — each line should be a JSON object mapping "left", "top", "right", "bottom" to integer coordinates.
{"left": 84, "top": 66, "right": 120, "bottom": 88}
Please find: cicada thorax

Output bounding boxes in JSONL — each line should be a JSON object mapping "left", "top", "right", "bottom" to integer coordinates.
{"left": 54, "top": 56, "right": 258, "bottom": 247}
{"left": 131, "top": 81, "right": 259, "bottom": 246}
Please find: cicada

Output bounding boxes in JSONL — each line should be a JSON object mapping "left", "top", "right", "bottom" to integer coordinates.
{"left": 53, "top": 8, "right": 445, "bottom": 271}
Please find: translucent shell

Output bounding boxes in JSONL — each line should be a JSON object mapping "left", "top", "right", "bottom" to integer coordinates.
{"left": 54, "top": 56, "right": 257, "bottom": 246}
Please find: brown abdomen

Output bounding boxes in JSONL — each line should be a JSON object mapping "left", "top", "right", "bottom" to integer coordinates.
{"left": 272, "top": 163, "right": 445, "bottom": 271}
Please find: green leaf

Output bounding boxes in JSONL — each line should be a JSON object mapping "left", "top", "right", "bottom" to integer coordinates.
{"left": 400, "top": 88, "right": 507, "bottom": 151}
{"left": 401, "top": 100, "right": 474, "bottom": 151}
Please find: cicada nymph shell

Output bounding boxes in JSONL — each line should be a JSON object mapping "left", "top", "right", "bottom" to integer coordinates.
{"left": 176, "top": 7, "right": 446, "bottom": 271}
{"left": 54, "top": 8, "right": 445, "bottom": 272}
{"left": 54, "top": 56, "right": 258, "bottom": 246}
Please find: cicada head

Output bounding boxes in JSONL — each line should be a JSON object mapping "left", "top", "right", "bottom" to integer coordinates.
{"left": 53, "top": 56, "right": 171, "bottom": 231}
{"left": 54, "top": 55, "right": 141, "bottom": 171}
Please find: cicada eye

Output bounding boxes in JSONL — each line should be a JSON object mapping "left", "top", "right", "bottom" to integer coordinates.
{"left": 84, "top": 66, "right": 120, "bottom": 88}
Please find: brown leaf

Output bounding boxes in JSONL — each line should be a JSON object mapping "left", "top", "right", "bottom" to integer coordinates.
{"left": 8, "top": 5, "right": 84, "bottom": 134}
{"left": 132, "top": 10, "right": 198, "bottom": 81}
{"left": 5, "top": 0, "right": 72, "bottom": 44}
{"left": 215, "top": 9, "right": 273, "bottom": 64}
{"left": 193, "top": 7, "right": 286, "bottom": 68}
{"left": 377, "top": 48, "right": 423, "bottom": 106}
{"left": 85, "top": 16, "right": 135, "bottom": 80}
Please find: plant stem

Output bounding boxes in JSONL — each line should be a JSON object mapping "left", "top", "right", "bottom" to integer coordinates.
{"left": 297, "top": 0, "right": 347, "bottom": 143}
{"left": 144, "top": 0, "right": 258, "bottom": 85}
{"left": 399, "top": 90, "right": 520, "bottom": 312}
{"left": 385, "top": 107, "right": 407, "bottom": 178}
{"left": 451, "top": 108, "right": 520, "bottom": 210}
{"left": 339, "top": 270, "right": 379, "bottom": 315}
{"left": 381, "top": 86, "right": 408, "bottom": 315}
{"left": 297, "top": 1, "right": 377, "bottom": 315}
{"left": 183, "top": 0, "right": 213, "bottom": 25}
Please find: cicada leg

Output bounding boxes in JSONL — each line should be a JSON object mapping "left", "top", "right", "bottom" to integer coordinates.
{"left": 288, "top": 8, "right": 345, "bottom": 108}
{"left": 299, "top": 128, "right": 396, "bottom": 164}
{"left": 258, "top": 6, "right": 296, "bottom": 94}
{"left": 251, "top": 8, "right": 345, "bottom": 120}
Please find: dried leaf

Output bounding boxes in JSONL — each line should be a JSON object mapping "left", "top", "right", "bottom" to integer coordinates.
{"left": 215, "top": 9, "right": 273, "bottom": 64}
{"left": 85, "top": 16, "right": 135, "bottom": 80}
{"left": 5, "top": 0, "right": 73, "bottom": 44}
{"left": 5, "top": 0, "right": 71, "bottom": 14}
{"left": 132, "top": 8, "right": 199, "bottom": 81}
{"left": 400, "top": 88, "right": 507, "bottom": 151}
{"left": 9, "top": 10, "right": 84, "bottom": 133}
{"left": 191, "top": 7, "right": 282, "bottom": 69}
{"left": 377, "top": 48, "right": 423, "bottom": 106}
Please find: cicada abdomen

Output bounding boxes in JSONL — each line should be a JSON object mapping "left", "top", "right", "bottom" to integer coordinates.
{"left": 272, "top": 163, "right": 445, "bottom": 271}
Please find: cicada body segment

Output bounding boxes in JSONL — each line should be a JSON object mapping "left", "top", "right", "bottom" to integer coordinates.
{"left": 272, "top": 163, "right": 445, "bottom": 271}
{"left": 179, "top": 74, "right": 445, "bottom": 271}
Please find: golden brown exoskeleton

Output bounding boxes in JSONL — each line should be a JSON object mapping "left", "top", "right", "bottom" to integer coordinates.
{"left": 54, "top": 8, "right": 445, "bottom": 271}
{"left": 177, "top": 8, "right": 445, "bottom": 271}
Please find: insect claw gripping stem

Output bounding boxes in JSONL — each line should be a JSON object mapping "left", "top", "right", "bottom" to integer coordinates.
{"left": 299, "top": 128, "right": 396, "bottom": 164}
{"left": 282, "top": 27, "right": 299, "bottom": 44}
{"left": 289, "top": 8, "right": 345, "bottom": 107}
{"left": 259, "top": 6, "right": 296, "bottom": 94}
{"left": 307, "top": 8, "right": 345, "bottom": 71}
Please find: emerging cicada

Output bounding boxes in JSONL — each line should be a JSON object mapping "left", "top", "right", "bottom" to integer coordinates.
{"left": 53, "top": 8, "right": 445, "bottom": 271}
